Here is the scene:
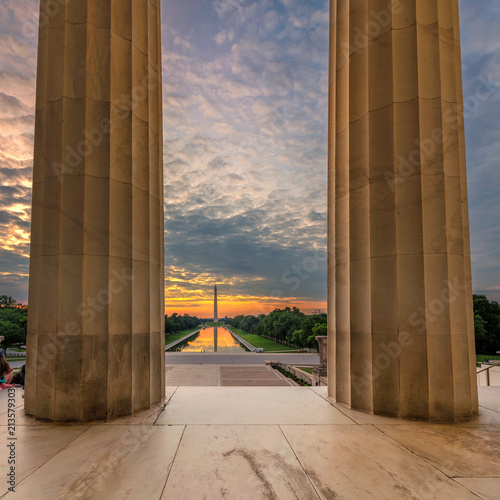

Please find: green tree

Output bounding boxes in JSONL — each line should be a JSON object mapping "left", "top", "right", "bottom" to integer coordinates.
{"left": 164, "top": 313, "right": 200, "bottom": 334}
{"left": 229, "top": 307, "right": 327, "bottom": 349}
{"left": 312, "top": 323, "right": 327, "bottom": 337}
{"left": 301, "top": 314, "right": 326, "bottom": 342}
{"left": 0, "top": 295, "right": 18, "bottom": 307}
{"left": 474, "top": 313, "right": 487, "bottom": 350}
{"left": 0, "top": 296, "right": 28, "bottom": 346}
{"left": 0, "top": 319, "right": 24, "bottom": 345}
{"left": 291, "top": 329, "right": 304, "bottom": 347}
{"left": 308, "top": 322, "right": 327, "bottom": 349}
{"left": 473, "top": 295, "right": 500, "bottom": 354}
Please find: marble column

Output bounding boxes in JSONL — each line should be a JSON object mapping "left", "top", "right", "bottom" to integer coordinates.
{"left": 328, "top": 0, "right": 478, "bottom": 420}
{"left": 25, "top": 0, "right": 165, "bottom": 421}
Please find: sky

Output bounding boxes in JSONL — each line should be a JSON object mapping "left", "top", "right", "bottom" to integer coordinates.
{"left": 0, "top": 0, "right": 499, "bottom": 318}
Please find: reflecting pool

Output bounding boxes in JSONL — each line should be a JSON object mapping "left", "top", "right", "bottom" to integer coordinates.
{"left": 167, "top": 326, "right": 249, "bottom": 353}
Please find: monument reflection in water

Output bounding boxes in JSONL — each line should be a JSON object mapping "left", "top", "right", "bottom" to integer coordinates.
{"left": 168, "top": 327, "right": 249, "bottom": 353}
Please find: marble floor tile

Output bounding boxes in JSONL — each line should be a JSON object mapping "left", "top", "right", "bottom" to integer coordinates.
{"left": 281, "top": 425, "right": 478, "bottom": 499}
{"left": 332, "top": 402, "right": 413, "bottom": 425}
{"left": 0, "top": 407, "right": 46, "bottom": 426}
{"left": 459, "top": 425, "right": 500, "bottom": 443}
{"left": 461, "top": 406, "right": 500, "bottom": 425}
{"left": 103, "top": 401, "right": 165, "bottom": 425}
{"left": 155, "top": 387, "right": 354, "bottom": 425}
{"left": 0, "top": 425, "right": 89, "bottom": 495}
{"left": 454, "top": 478, "right": 500, "bottom": 500}
{"left": 376, "top": 424, "right": 500, "bottom": 477}
{"left": 6, "top": 424, "right": 185, "bottom": 499}
{"left": 308, "top": 386, "right": 328, "bottom": 396}
{"left": 166, "top": 385, "right": 178, "bottom": 400}
{"left": 478, "top": 387, "right": 500, "bottom": 413}
{"left": 309, "top": 387, "right": 424, "bottom": 426}
{"left": 162, "top": 425, "right": 319, "bottom": 500}
{"left": 308, "top": 387, "right": 431, "bottom": 425}
{"left": 331, "top": 404, "right": 453, "bottom": 426}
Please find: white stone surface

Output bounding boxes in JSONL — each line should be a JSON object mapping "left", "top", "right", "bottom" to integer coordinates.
{"left": 0, "top": 386, "right": 498, "bottom": 498}
{"left": 156, "top": 386, "right": 355, "bottom": 425}
{"left": 162, "top": 425, "right": 318, "bottom": 499}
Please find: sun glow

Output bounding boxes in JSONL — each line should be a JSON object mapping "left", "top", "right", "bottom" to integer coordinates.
{"left": 165, "top": 285, "right": 326, "bottom": 317}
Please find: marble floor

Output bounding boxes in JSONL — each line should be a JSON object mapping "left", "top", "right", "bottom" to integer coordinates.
{"left": 0, "top": 386, "right": 499, "bottom": 499}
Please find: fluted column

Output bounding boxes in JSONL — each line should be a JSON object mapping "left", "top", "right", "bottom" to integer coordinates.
{"left": 25, "top": 0, "right": 164, "bottom": 421}
{"left": 328, "top": 0, "right": 478, "bottom": 420}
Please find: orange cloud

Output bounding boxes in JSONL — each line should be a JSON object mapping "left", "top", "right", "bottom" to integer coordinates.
{"left": 165, "top": 291, "right": 326, "bottom": 317}
{"left": 164, "top": 265, "right": 326, "bottom": 317}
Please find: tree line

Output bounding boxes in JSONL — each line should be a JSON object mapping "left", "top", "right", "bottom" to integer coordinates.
{"left": 0, "top": 295, "right": 28, "bottom": 346}
{"left": 474, "top": 295, "right": 500, "bottom": 355}
{"left": 1, "top": 294, "right": 499, "bottom": 356}
{"left": 164, "top": 313, "right": 200, "bottom": 334}
{"left": 230, "top": 307, "right": 327, "bottom": 349}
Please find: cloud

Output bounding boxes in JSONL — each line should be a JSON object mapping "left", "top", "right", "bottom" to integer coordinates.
{"left": 1, "top": 0, "right": 498, "bottom": 312}
{"left": 0, "top": 0, "right": 325, "bottom": 310}
{"left": 173, "top": 35, "right": 192, "bottom": 51}
{"left": 458, "top": 0, "right": 500, "bottom": 301}
{"left": 214, "top": 28, "right": 235, "bottom": 46}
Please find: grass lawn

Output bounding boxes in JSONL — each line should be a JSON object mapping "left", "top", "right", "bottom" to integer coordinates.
{"left": 297, "top": 367, "right": 313, "bottom": 374}
{"left": 165, "top": 328, "right": 200, "bottom": 345}
{"left": 228, "top": 328, "right": 299, "bottom": 352}
{"left": 6, "top": 357, "right": 25, "bottom": 362}
{"left": 8, "top": 348, "right": 26, "bottom": 352}
{"left": 477, "top": 354, "right": 500, "bottom": 363}
{"left": 205, "top": 322, "right": 224, "bottom": 326}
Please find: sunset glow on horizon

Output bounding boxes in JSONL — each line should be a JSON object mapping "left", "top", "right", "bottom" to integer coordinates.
{"left": 165, "top": 289, "right": 327, "bottom": 318}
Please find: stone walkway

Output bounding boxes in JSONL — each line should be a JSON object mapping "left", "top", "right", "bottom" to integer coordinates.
{"left": 165, "top": 352, "right": 320, "bottom": 365}
{"left": 166, "top": 364, "right": 293, "bottom": 386}
{"left": 0, "top": 387, "right": 499, "bottom": 499}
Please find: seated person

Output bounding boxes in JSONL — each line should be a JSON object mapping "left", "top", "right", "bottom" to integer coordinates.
{"left": 0, "top": 353, "right": 14, "bottom": 385}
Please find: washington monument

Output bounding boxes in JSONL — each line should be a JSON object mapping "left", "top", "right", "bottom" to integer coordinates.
{"left": 214, "top": 284, "right": 218, "bottom": 322}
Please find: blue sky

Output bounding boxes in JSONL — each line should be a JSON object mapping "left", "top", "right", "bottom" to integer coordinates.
{"left": 0, "top": 0, "right": 498, "bottom": 316}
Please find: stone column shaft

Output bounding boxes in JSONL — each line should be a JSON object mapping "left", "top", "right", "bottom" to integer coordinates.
{"left": 328, "top": 0, "right": 478, "bottom": 420}
{"left": 26, "top": 0, "right": 165, "bottom": 421}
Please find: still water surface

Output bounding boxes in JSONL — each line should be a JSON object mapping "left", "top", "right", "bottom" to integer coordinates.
{"left": 167, "top": 326, "right": 249, "bottom": 353}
